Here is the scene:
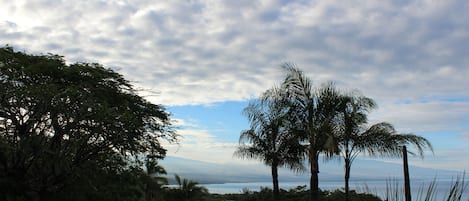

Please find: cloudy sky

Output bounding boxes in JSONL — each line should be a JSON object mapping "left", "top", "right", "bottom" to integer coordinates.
{"left": 1, "top": 0, "right": 468, "bottom": 172}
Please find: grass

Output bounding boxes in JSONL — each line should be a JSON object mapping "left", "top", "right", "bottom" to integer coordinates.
{"left": 358, "top": 173, "right": 467, "bottom": 201}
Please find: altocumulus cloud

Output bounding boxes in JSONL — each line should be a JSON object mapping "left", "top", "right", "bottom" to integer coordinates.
{"left": 1, "top": 0, "right": 469, "bottom": 170}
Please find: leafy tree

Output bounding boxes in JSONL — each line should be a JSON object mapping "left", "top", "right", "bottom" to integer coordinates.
{"left": 280, "top": 64, "right": 342, "bottom": 201}
{"left": 235, "top": 85, "right": 305, "bottom": 201}
{"left": 51, "top": 154, "right": 147, "bottom": 201}
{"left": 0, "top": 46, "right": 176, "bottom": 201}
{"left": 332, "top": 92, "right": 433, "bottom": 201}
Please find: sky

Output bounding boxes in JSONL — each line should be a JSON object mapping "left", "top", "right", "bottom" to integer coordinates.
{"left": 1, "top": 0, "right": 468, "bottom": 172}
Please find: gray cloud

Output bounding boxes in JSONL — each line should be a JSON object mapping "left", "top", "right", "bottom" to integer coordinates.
{"left": 1, "top": 1, "right": 469, "bottom": 137}
{"left": 369, "top": 101, "right": 469, "bottom": 133}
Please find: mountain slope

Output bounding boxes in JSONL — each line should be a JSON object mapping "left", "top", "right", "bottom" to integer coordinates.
{"left": 159, "top": 156, "right": 462, "bottom": 184}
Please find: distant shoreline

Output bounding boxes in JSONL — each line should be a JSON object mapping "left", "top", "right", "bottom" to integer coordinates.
{"left": 199, "top": 180, "right": 468, "bottom": 200}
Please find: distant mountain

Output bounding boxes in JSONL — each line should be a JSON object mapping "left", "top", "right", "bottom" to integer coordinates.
{"left": 160, "top": 156, "right": 284, "bottom": 184}
{"left": 159, "top": 156, "right": 462, "bottom": 184}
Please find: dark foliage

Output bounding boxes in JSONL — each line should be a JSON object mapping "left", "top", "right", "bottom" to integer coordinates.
{"left": 0, "top": 46, "right": 176, "bottom": 201}
{"left": 205, "top": 186, "right": 382, "bottom": 201}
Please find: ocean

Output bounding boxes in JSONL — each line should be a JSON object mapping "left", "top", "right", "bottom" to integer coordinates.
{"left": 202, "top": 179, "right": 468, "bottom": 200}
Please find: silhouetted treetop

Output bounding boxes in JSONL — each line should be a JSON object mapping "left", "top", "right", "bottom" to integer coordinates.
{"left": 0, "top": 46, "right": 176, "bottom": 200}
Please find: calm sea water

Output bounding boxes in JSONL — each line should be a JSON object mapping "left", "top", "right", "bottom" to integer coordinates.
{"left": 202, "top": 180, "right": 468, "bottom": 200}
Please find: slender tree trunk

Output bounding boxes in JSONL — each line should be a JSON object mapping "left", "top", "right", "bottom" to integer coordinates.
{"left": 272, "top": 163, "right": 280, "bottom": 201}
{"left": 310, "top": 151, "right": 319, "bottom": 201}
{"left": 344, "top": 157, "right": 351, "bottom": 201}
{"left": 344, "top": 131, "right": 351, "bottom": 201}
{"left": 403, "top": 146, "right": 411, "bottom": 201}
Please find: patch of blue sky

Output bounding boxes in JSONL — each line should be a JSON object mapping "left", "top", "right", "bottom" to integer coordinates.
{"left": 394, "top": 99, "right": 413, "bottom": 104}
{"left": 394, "top": 96, "right": 469, "bottom": 104}
{"left": 415, "top": 131, "right": 465, "bottom": 150}
{"left": 168, "top": 100, "right": 251, "bottom": 142}
{"left": 440, "top": 97, "right": 469, "bottom": 102}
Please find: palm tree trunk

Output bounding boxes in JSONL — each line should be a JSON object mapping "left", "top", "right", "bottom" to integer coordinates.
{"left": 403, "top": 145, "right": 411, "bottom": 201}
{"left": 344, "top": 157, "right": 351, "bottom": 201}
{"left": 272, "top": 163, "right": 280, "bottom": 201}
{"left": 310, "top": 151, "right": 319, "bottom": 201}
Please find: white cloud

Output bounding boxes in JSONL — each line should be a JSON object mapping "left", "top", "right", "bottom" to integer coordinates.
{"left": 2, "top": 0, "right": 469, "bottom": 169}
{"left": 164, "top": 119, "right": 245, "bottom": 164}
{"left": 378, "top": 148, "right": 469, "bottom": 172}
{"left": 369, "top": 101, "right": 469, "bottom": 133}
{"left": 2, "top": 0, "right": 467, "bottom": 106}
{"left": 163, "top": 133, "right": 242, "bottom": 164}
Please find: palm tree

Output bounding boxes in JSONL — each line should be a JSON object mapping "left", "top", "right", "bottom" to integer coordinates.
{"left": 332, "top": 92, "right": 433, "bottom": 201}
{"left": 174, "top": 174, "right": 208, "bottom": 201}
{"left": 280, "top": 64, "right": 343, "bottom": 201}
{"left": 235, "top": 86, "right": 305, "bottom": 201}
{"left": 143, "top": 158, "right": 168, "bottom": 201}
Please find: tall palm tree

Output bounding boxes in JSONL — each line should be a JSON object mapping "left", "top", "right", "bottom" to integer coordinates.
{"left": 235, "top": 86, "right": 305, "bottom": 201}
{"left": 280, "top": 64, "right": 343, "bottom": 201}
{"left": 333, "top": 93, "right": 433, "bottom": 201}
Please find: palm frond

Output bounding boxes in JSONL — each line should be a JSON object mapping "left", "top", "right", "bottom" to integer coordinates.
{"left": 391, "top": 133, "right": 434, "bottom": 157}
{"left": 281, "top": 63, "right": 313, "bottom": 102}
{"left": 235, "top": 81, "right": 305, "bottom": 171}
{"left": 356, "top": 122, "right": 433, "bottom": 158}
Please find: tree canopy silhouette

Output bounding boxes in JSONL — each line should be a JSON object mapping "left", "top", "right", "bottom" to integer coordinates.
{"left": 0, "top": 46, "right": 176, "bottom": 201}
